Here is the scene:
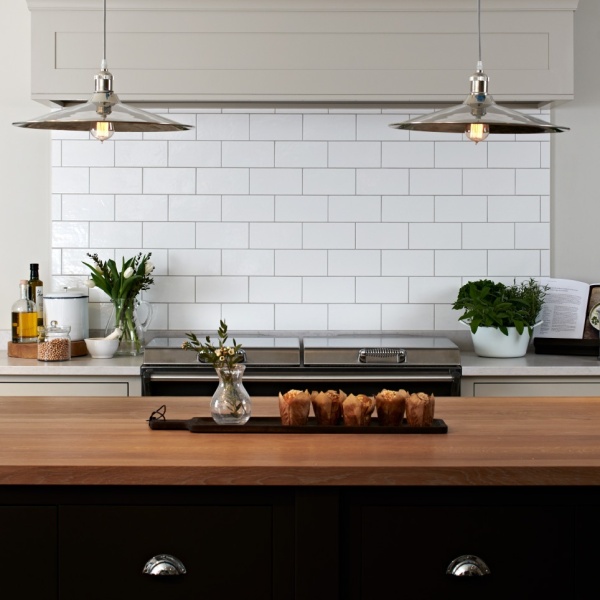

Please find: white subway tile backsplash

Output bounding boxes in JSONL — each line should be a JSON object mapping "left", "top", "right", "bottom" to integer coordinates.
{"left": 116, "top": 195, "right": 167, "bottom": 222}
{"left": 275, "top": 142, "right": 327, "bottom": 167}
{"left": 304, "top": 169, "right": 355, "bottom": 195}
{"left": 168, "top": 303, "right": 222, "bottom": 331}
{"left": 463, "top": 169, "right": 515, "bottom": 195}
{"left": 90, "top": 168, "right": 142, "bottom": 194}
{"left": 303, "top": 277, "right": 355, "bottom": 303}
{"left": 328, "top": 304, "right": 381, "bottom": 330}
{"left": 462, "top": 223, "right": 514, "bottom": 249}
{"left": 169, "top": 195, "right": 221, "bottom": 222}
{"left": 275, "top": 196, "right": 328, "bottom": 222}
{"left": 516, "top": 169, "right": 550, "bottom": 195}
{"left": 275, "top": 304, "right": 328, "bottom": 330}
{"left": 358, "top": 114, "right": 410, "bottom": 141}
{"left": 328, "top": 250, "right": 381, "bottom": 276}
{"left": 410, "top": 169, "right": 462, "bottom": 195}
{"left": 303, "top": 223, "right": 355, "bottom": 249}
{"left": 168, "top": 141, "right": 220, "bottom": 167}
{"left": 144, "top": 222, "right": 195, "bottom": 248}
{"left": 196, "top": 222, "right": 249, "bottom": 249}
{"left": 409, "top": 223, "right": 462, "bottom": 249}
{"left": 356, "top": 277, "right": 408, "bottom": 303}
{"left": 434, "top": 142, "right": 487, "bottom": 169}
{"left": 488, "top": 250, "right": 541, "bottom": 277}
{"left": 63, "top": 141, "right": 114, "bottom": 167}
{"left": 196, "top": 114, "right": 249, "bottom": 140}
{"left": 488, "top": 142, "right": 540, "bottom": 168}
{"left": 250, "top": 114, "right": 302, "bottom": 140}
{"left": 382, "top": 250, "right": 434, "bottom": 276}
{"left": 223, "top": 250, "right": 274, "bottom": 276}
{"left": 435, "top": 196, "right": 487, "bottom": 222}
{"left": 329, "top": 196, "right": 381, "bottom": 223}
{"left": 90, "top": 222, "right": 142, "bottom": 248}
{"left": 222, "top": 304, "right": 274, "bottom": 330}
{"left": 275, "top": 250, "right": 327, "bottom": 276}
{"left": 356, "top": 223, "right": 408, "bottom": 249}
{"left": 381, "top": 304, "right": 434, "bottom": 330}
{"left": 51, "top": 107, "right": 552, "bottom": 333}
{"left": 250, "top": 223, "right": 302, "bottom": 249}
{"left": 515, "top": 223, "right": 550, "bottom": 249}
{"left": 250, "top": 169, "right": 302, "bottom": 195}
{"left": 169, "top": 249, "right": 222, "bottom": 276}
{"left": 382, "top": 142, "right": 434, "bottom": 168}
{"left": 249, "top": 277, "right": 302, "bottom": 303}
{"left": 435, "top": 250, "right": 487, "bottom": 276}
{"left": 382, "top": 196, "right": 434, "bottom": 223}
{"left": 488, "top": 196, "right": 540, "bottom": 222}
{"left": 62, "top": 195, "right": 114, "bottom": 221}
{"left": 52, "top": 168, "right": 89, "bottom": 194}
{"left": 329, "top": 142, "right": 381, "bottom": 168}
{"left": 357, "top": 169, "right": 408, "bottom": 195}
{"left": 197, "top": 168, "right": 249, "bottom": 194}
{"left": 303, "top": 115, "right": 356, "bottom": 140}
{"left": 116, "top": 142, "right": 167, "bottom": 167}
{"left": 409, "top": 277, "right": 462, "bottom": 303}
{"left": 196, "top": 277, "right": 248, "bottom": 303}
{"left": 222, "top": 196, "right": 274, "bottom": 222}
{"left": 223, "top": 142, "right": 274, "bottom": 167}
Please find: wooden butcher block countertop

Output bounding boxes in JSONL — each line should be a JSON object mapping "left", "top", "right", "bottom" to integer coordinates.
{"left": 1, "top": 395, "right": 600, "bottom": 487}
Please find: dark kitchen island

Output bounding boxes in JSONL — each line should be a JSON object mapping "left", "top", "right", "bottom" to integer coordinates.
{"left": 1, "top": 395, "right": 599, "bottom": 599}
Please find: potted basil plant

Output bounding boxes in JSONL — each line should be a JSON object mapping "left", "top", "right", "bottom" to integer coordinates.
{"left": 452, "top": 278, "right": 547, "bottom": 358}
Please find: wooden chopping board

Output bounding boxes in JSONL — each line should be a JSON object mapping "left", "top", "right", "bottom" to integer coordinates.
{"left": 7, "top": 340, "right": 88, "bottom": 359}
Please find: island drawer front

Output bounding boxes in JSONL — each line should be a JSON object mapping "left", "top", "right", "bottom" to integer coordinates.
{"left": 58, "top": 505, "right": 288, "bottom": 600}
{"left": 0, "top": 506, "right": 57, "bottom": 599}
{"left": 340, "top": 495, "right": 574, "bottom": 600}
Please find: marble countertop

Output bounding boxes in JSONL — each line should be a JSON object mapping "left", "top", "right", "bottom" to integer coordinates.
{"left": 1, "top": 350, "right": 600, "bottom": 378}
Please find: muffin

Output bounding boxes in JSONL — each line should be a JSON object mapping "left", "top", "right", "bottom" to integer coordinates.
{"left": 278, "top": 389, "right": 311, "bottom": 426}
{"left": 311, "top": 389, "right": 346, "bottom": 425}
{"left": 405, "top": 392, "right": 435, "bottom": 427}
{"left": 342, "top": 393, "right": 375, "bottom": 426}
{"left": 375, "top": 389, "right": 409, "bottom": 426}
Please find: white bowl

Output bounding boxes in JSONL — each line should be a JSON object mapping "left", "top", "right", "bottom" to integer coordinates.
{"left": 84, "top": 337, "right": 119, "bottom": 359}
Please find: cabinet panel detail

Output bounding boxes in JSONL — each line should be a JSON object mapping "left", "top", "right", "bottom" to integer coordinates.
{"left": 0, "top": 382, "right": 129, "bottom": 396}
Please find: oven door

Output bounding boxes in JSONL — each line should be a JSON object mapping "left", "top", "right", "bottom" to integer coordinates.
{"left": 141, "top": 365, "right": 462, "bottom": 397}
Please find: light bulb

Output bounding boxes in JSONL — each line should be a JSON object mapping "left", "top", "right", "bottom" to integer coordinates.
{"left": 466, "top": 123, "right": 489, "bottom": 144}
{"left": 91, "top": 121, "right": 114, "bottom": 142}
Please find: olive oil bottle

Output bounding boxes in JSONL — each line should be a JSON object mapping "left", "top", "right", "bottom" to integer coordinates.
{"left": 12, "top": 280, "right": 38, "bottom": 342}
{"left": 28, "top": 263, "right": 44, "bottom": 327}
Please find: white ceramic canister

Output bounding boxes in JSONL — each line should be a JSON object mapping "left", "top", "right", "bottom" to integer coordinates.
{"left": 43, "top": 291, "right": 89, "bottom": 341}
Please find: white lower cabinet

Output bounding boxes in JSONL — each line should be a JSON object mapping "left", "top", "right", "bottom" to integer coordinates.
{"left": 462, "top": 377, "right": 600, "bottom": 397}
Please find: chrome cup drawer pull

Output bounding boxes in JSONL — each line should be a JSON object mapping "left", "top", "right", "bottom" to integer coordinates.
{"left": 143, "top": 554, "right": 187, "bottom": 576}
{"left": 446, "top": 555, "right": 491, "bottom": 577}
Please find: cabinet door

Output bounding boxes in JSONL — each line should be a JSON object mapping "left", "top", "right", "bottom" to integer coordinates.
{"left": 0, "top": 507, "right": 57, "bottom": 599}
{"left": 341, "top": 502, "right": 574, "bottom": 600}
{"left": 59, "top": 505, "right": 287, "bottom": 600}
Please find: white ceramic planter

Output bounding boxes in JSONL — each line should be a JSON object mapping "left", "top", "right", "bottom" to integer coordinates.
{"left": 469, "top": 323, "right": 541, "bottom": 358}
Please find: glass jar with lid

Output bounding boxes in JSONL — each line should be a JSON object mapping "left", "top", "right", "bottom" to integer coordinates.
{"left": 37, "top": 320, "right": 71, "bottom": 362}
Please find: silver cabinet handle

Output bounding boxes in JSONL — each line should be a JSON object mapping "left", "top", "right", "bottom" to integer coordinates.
{"left": 143, "top": 554, "right": 187, "bottom": 576}
{"left": 446, "top": 555, "right": 491, "bottom": 577}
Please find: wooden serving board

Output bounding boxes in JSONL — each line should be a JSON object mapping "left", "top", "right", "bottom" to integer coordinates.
{"left": 7, "top": 340, "right": 88, "bottom": 359}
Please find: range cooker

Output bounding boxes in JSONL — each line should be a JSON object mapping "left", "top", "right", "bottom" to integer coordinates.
{"left": 141, "top": 334, "right": 461, "bottom": 397}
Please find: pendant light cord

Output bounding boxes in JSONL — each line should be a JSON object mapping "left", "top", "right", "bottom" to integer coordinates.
{"left": 103, "top": 0, "right": 107, "bottom": 64}
{"left": 477, "top": 0, "right": 482, "bottom": 69}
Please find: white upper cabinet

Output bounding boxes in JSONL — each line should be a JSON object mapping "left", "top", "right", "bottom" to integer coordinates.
{"left": 27, "top": 0, "right": 578, "bottom": 105}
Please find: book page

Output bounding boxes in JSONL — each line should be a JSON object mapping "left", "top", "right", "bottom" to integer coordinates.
{"left": 536, "top": 278, "right": 590, "bottom": 339}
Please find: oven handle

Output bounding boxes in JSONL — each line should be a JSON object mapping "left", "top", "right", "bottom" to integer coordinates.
{"left": 146, "top": 373, "right": 456, "bottom": 382}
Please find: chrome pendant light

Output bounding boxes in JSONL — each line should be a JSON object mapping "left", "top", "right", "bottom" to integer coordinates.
{"left": 13, "top": 0, "right": 192, "bottom": 142}
{"left": 389, "top": 0, "right": 568, "bottom": 143}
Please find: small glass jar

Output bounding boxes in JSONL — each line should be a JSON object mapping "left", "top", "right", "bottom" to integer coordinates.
{"left": 38, "top": 320, "right": 71, "bottom": 362}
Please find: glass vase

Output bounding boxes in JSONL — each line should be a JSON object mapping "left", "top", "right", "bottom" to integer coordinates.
{"left": 105, "top": 297, "right": 153, "bottom": 356}
{"left": 211, "top": 364, "right": 251, "bottom": 425}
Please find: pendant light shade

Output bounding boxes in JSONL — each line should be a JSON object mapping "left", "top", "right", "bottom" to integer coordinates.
{"left": 13, "top": 2, "right": 192, "bottom": 141}
{"left": 389, "top": 2, "right": 568, "bottom": 142}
